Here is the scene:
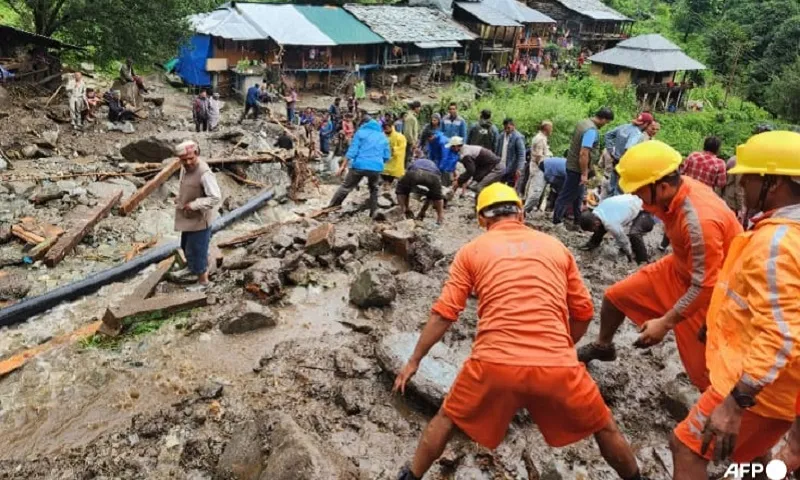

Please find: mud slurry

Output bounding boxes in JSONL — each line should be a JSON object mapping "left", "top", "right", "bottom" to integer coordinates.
{"left": 1, "top": 82, "right": 689, "bottom": 479}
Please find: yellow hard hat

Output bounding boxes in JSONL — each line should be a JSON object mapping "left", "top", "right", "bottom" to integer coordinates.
{"left": 476, "top": 182, "right": 522, "bottom": 215}
{"left": 729, "top": 131, "right": 800, "bottom": 177}
{"left": 615, "top": 140, "right": 683, "bottom": 194}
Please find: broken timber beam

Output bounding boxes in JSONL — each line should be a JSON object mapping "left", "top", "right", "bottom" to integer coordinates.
{"left": 119, "top": 159, "right": 181, "bottom": 216}
{"left": 0, "top": 321, "right": 102, "bottom": 377}
{"left": 24, "top": 235, "right": 63, "bottom": 263}
{"left": 217, "top": 224, "right": 282, "bottom": 248}
{"left": 129, "top": 257, "right": 173, "bottom": 300}
{"left": 11, "top": 225, "right": 45, "bottom": 245}
{"left": 44, "top": 191, "right": 123, "bottom": 267}
{"left": 99, "top": 292, "right": 208, "bottom": 336}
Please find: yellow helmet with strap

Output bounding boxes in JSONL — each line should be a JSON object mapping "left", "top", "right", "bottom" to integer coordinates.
{"left": 729, "top": 131, "right": 800, "bottom": 176}
{"left": 615, "top": 140, "right": 683, "bottom": 194}
{"left": 476, "top": 182, "right": 522, "bottom": 215}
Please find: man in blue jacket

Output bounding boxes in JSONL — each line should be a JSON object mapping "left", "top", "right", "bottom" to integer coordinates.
{"left": 426, "top": 130, "right": 459, "bottom": 185}
{"left": 441, "top": 102, "right": 467, "bottom": 139}
{"left": 329, "top": 118, "right": 390, "bottom": 218}
{"left": 494, "top": 118, "right": 526, "bottom": 190}
{"left": 239, "top": 83, "right": 262, "bottom": 123}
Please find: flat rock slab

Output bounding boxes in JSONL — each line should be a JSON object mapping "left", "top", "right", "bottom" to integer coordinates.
{"left": 219, "top": 300, "right": 277, "bottom": 334}
{"left": 349, "top": 267, "right": 397, "bottom": 308}
{"left": 376, "top": 331, "right": 466, "bottom": 406}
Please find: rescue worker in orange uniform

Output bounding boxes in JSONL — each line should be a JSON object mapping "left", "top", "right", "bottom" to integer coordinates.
{"left": 393, "top": 184, "right": 649, "bottom": 480}
{"left": 578, "top": 141, "right": 741, "bottom": 391}
{"left": 671, "top": 131, "right": 800, "bottom": 478}
{"left": 775, "top": 412, "right": 800, "bottom": 477}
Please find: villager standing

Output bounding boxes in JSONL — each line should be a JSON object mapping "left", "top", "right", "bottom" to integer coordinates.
{"left": 553, "top": 108, "right": 614, "bottom": 227}
{"left": 284, "top": 86, "right": 297, "bottom": 124}
{"left": 420, "top": 113, "right": 442, "bottom": 151}
{"left": 670, "top": 131, "right": 800, "bottom": 479}
{"left": 441, "top": 102, "right": 467, "bottom": 139}
{"left": 382, "top": 122, "right": 408, "bottom": 188}
{"left": 680, "top": 136, "right": 727, "bottom": 193}
{"left": 172, "top": 141, "right": 221, "bottom": 289}
{"left": 319, "top": 112, "right": 335, "bottom": 155}
{"left": 328, "top": 97, "right": 342, "bottom": 127}
{"left": 524, "top": 120, "right": 554, "bottom": 212}
{"left": 467, "top": 109, "right": 499, "bottom": 151}
{"left": 193, "top": 90, "right": 211, "bottom": 133}
{"left": 239, "top": 83, "right": 261, "bottom": 123}
{"left": 578, "top": 141, "right": 742, "bottom": 392}
{"left": 395, "top": 183, "right": 649, "bottom": 480}
{"left": 427, "top": 130, "right": 458, "bottom": 186}
{"left": 208, "top": 93, "right": 221, "bottom": 131}
{"left": 68, "top": 72, "right": 87, "bottom": 129}
{"left": 604, "top": 112, "right": 654, "bottom": 197}
{"left": 119, "top": 57, "right": 148, "bottom": 93}
{"left": 404, "top": 101, "right": 421, "bottom": 165}
{"left": 328, "top": 118, "right": 390, "bottom": 218}
{"left": 494, "top": 118, "right": 526, "bottom": 189}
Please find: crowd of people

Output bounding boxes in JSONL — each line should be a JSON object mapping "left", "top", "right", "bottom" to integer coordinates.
{"left": 312, "top": 97, "right": 800, "bottom": 480}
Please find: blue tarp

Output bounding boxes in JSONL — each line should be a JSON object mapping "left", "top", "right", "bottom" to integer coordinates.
{"left": 176, "top": 34, "right": 212, "bottom": 87}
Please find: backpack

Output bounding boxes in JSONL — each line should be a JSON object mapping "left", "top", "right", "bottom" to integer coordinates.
{"left": 470, "top": 122, "right": 494, "bottom": 150}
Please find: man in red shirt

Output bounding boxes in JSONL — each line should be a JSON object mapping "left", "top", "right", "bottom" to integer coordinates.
{"left": 680, "top": 136, "right": 727, "bottom": 193}
{"left": 393, "top": 184, "right": 648, "bottom": 480}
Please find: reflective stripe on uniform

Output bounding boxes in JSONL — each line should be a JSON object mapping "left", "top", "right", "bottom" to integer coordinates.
{"left": 675, "top": 196, "right": 706, "bottom": 314}
{"left": 726, "top": 288, "right": 748, "bottom": 309}
{"left": 742, "top": 225, "right": 793, "bottom": 389}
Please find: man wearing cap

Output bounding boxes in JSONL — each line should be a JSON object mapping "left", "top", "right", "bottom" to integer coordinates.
{"left": 172, "top": 140, "right": 221, "bottom": 288}
{"left": 394, "top": 183, "right": 649, "bottom": 480}
{"left": 427, "top": 130, "right": 458, "bottom": 186}
{"left": 578, "top": 141, "right": 741, "bottom": 393}
{"left": 448, "top": 138, "right": 503, "bottom": 197}
{"left": 604, "top": 112, "right": 654, "bottom": 197}
{"left": 670, "top": 131, "right": 800, "bottom": 478}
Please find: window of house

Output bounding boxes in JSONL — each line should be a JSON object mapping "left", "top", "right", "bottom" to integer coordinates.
{"left": 602, "top": 64, "right": 620, "bottom": 76}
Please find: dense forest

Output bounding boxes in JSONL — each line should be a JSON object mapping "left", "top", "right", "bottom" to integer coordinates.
{"left": 1, "top": 0, "right": 798, "bottom": 125}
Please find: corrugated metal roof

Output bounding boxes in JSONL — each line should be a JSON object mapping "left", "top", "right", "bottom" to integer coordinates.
{"left": 455, "top": 2, "right": 522, "bottom": 26}
{"left": 235, "top": 3, "right": 334, "bottom": 46}
{"left": 0, "top": 24, "right": 84, "bottom": 50}
{"left": 553, "top": 0, "right": 629, "bottom": 21}
{"left": 415, "top": 40, "right": 462, "bottom": 49}
{"left": 477, "top": 0, "right": 556, "bottom": 24}
{"left": 344, "top": 5, "right": 477, "bottom": 44}
{"left": 189, "top": 10, "right": 264, "bottom": 41}
{"left": 292, "top": 5, "right": 384, "bottom": 45}
{"left": 588, "top": 34, "right": 706, "bottom": 72}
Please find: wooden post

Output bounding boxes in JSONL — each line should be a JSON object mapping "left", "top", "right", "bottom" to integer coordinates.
{"left": 44, "top": 191, "right": 123, "bottom": 267}
{"left": 653, "top": 91, "right": 661, "bottom": 111}
{"left": 119, "top": 159, "right": 182, "bottom": 216}
{"left": 665, "top": 89, "right": 672, "bottom": 111}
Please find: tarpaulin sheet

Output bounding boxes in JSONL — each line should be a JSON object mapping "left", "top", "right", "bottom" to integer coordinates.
{"left": 176, "top": 34, "right": 212, "bottom": 87}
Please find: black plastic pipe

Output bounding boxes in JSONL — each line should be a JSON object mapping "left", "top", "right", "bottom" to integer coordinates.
{"left": 0, "top": 189, "right": 276, "bottom": 327}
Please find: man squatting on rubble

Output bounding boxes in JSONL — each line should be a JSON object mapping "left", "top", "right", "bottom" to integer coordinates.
{"left": 446, "top": 136, "right": 504, "bottom": 199}
{"left": 173, "top": 140, "right": 221, "bottom": 288}
{"left": 394, "top": 183, "right": 649, "bottom": 480}
{"left": 579, "top": 194, "right": 655, "bottom": 264}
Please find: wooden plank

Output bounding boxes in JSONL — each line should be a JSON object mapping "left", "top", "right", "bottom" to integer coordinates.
{"left": 11, "top": 225, "right": 44, "bottom": 245}
{"left": 44, "top": 191, "right": 123, "bottom": 267}
{"left": 100, "top": 292, "right": 208, "bottom": 335}
{"left": 119, "top": 159, "right": 181, "bottom": 216}
{"left": 217, "top": 223, "right": 281, "bottom": 248}
{"left": 129, "top": 257, "right": 173, "bottom": 301}
{"left": 24, "top": 235, "right": 63, "bottom": 262}
{"left": 0, "top": 321, "right": 102, "bottom": 377}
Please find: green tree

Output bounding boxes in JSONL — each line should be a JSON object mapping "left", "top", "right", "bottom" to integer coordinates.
{"left": 764, "top": 56, "right": 800, "bottom": 123}
{"left": 673, "top": 0, "right": 719, "bottom": 40}
{"left": 749, "top": 16, "right": 800, "bottom": 105}
{"left": 0, "top": 0, "right": 200, "bottom": 64}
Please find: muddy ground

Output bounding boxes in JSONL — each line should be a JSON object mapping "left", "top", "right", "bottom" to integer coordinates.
{"left": 0, "top": 74, "right": 721, "bottom": 480}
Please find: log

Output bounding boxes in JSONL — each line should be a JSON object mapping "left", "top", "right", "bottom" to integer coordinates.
{"left": 0, "top": 189, "right": 277, "bottom": 327}
{"left": 223, "top": 170, "right": 267, "bottom": 188}
{"left": 130, "top": 257, "right": 173, "bottom": 300}
{"left": 100, "top": 292, "right": 208, "bottom": 336}
{"left": 119, "top": 159, "right": 181, "bottom": 215}
{"left": 217, "top": 223, "right": 282, "bottom": 248}
{"left": 11, "top": 225, "right": 45, "bottom": 245}
{"left": 44, "top": 191, "right": 123, "bottom": 267}
{"left": 0, "top": 321, "right": 102, "bottom": 377}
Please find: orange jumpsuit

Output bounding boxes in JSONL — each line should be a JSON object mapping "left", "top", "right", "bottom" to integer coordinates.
{"left": 675, "top": 204, "right": 800, "bottom": 461}
{"left": 606, "top": 177, "right": 742, "bottom": 390}
{"left": 433, "top": 219, "right": 610, "bottom": 449}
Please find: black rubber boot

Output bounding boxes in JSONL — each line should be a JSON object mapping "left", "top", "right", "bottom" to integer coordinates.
{"left": 577, "top": 342, "right": 617, "bottom": 364}
{"left": 397, "top": 465, "right": 421, "bottom": 480}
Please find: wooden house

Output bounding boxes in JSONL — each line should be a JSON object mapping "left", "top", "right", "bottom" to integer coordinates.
{"left": 344, "top": 5, "right": 476, "bottom": 88}
{"left": 187, "top": 2, "right": 384, "bottom": 95}
{"left": 588, "top": 34, "right": 706, "bottom": 111}
{"left": 528, "top": 0, "right": 632, "bottom": 50}
{"left": 0, "top": 25, "right": 80, "bottom": 87}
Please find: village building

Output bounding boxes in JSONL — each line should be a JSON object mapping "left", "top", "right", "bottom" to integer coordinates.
{"left": 453, "top": 1, "right": 523, "bottom": 73}
{"left": 528, "top": 0, "right": 633, "bottom": 50}
{"left": 343, "top": 5, "right": 476, "bottom": 89}
{"left": 186, "top": 2, "right": 384, "bottom": 95}
{"left": 587, "top": 33, "right": 706, "bottom": 111}
{"left": 0, "top": 24, "right": 80, "bottom": 87}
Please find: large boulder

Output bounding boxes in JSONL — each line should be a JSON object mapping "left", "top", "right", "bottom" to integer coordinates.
{"left": 219, "top": 300, "right": 277, "bottom": 334}
{"left": 217, "top": 417, "right": 269, "bottom": 480}
{"left": 349, "top": 267, "right": 397, "bottom": 308}
{"left": 375, "top": 331, "right": 465, "bottom": 406}
{"left": 120, "top": 132, "right": 210, "bottom": 163}
{"left": 244, "top": 258, "right": 283, "bottom": 297}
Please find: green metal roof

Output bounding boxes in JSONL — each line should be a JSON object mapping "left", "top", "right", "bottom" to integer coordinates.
{"left": 294, "top": 5, "right": 384, "bottom": 45}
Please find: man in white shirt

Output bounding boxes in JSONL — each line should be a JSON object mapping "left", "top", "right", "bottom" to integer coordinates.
{"left": 578, "top": 194, "right": 654, "bottom": 264}
{"left": 525, "top": 120, "right": 553, "bottom": 211}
